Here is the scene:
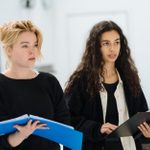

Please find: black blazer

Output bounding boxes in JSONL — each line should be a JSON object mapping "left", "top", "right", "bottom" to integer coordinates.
{"left": 65, "top": 72, "right": 148, "bottom": 150}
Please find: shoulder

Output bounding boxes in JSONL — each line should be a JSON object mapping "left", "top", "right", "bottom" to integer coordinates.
{"left": 0, "top": 73, "right": 10, "bottom": 85}
{"left": 38, "top": 72, "right": 61, "bottom": 87}
{"left": 69, "top": 71, "right": 88, "bottom": 92}
{"left": 0, "top": 73, "right": 6, "bottom": 81}
{"left": 39, "top": 72, "right": 58, "bottom": 82}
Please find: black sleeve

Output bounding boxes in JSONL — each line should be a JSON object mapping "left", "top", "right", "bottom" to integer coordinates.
{"left": 0, "top": 95, "right": 13, "bottom": 149}
{"left": 134, "top": 88, "right": 149, "bottom": 140}
{"left": 49, "top": 75, "right": 70, "bottom": 125}
{"left": 49, "top": 76, "right": 71, "bottom": 149}
{"left": 0, "top": 135, "right": 13, "bottom": 150}
{"left": 134, "top": 88, "right": 149, "bottom": 113}
{"left": 65, "top": 75, "right": 104, "bottom": 142}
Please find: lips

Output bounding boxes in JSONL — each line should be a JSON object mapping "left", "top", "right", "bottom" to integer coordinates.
{"left": 28, "top": 57, "right": 35, "bottom": 61}
{"left": 108, "top": 54, "right": 117, "bottom": 59}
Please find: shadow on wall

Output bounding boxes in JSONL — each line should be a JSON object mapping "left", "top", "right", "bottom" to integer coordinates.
{"left": 35, "top": 64, "right": 55, "bottom": 74}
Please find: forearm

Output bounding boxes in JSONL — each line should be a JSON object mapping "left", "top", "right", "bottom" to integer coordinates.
{"left": 7, "top": 131, "right": 27, "bottom": 147}
{"left": 7, "top": 120, "right": 45, "bottom": 147}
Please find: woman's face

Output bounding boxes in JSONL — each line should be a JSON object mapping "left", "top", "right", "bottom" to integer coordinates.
{"left": 100, "top": 30, "right": 120, "bottom": 64}
{"left": 7, "top": 31, "right": 39, "bottom": 69}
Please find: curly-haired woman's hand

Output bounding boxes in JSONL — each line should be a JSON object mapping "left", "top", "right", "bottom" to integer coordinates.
{"left": 100, "top": 122, "right": 118, "bottom": 135}
{"left": 138, "top": 122, "right": 150, "bottom": 138}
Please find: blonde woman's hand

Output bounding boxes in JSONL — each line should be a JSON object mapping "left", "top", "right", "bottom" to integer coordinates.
{"left": 100, "top": 122, "right": 118, "bottom": 135}
{"left": 8, "top": 120, "right": 47, "bottom": 147}
{"left": 138, "top": 122, "right": 150, "bottom": 138}
{"left": 14, "top": 120, "right": 47, "bottom": 139}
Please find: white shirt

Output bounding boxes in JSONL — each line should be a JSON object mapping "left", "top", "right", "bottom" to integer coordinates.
{"left": 99, "top": 71, "right": 136, "bottom": 150}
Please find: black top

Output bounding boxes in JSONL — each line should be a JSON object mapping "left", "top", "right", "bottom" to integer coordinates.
{"left": 0, "top": 72, "right": 70, "bottom": 150}
{"left": 103, "top": 81, "right": 118, "bottom": 125}
{"left": 103, "top": 81, "right": 123, "bottom": 149}
{"left": 65, "top": 72, "right": 148, "bottom": 150}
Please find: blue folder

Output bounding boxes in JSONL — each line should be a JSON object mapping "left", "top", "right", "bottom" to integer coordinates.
{"left": 0, "top": 114, "right": 83, "bottom": 150}
{"left": 0, "top": 114, "right": 29, "bottom": 135}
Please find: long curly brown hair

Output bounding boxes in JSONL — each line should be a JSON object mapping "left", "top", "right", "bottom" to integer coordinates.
{"left": 65, "top": 20, "right": 140, "bottom": 97}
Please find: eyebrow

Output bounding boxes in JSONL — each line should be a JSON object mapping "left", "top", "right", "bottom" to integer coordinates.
{"left": 20, "top": 41, "right": 38, "bottom": 44}
{"left": 101, "top": 38, "right": 120, "bottom": 43}
{"left": 115, "top": 38, "right": 120, "bottom": 41}
{"left": 20, "top": 42, "right": 29, "bottom": 44}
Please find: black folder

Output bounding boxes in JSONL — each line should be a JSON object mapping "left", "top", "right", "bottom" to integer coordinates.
{"left": 107, "top": 111, "right": 150, "bottom": 139}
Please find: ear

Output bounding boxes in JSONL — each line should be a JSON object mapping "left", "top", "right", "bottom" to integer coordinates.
{"left": 6, "top": 47, "right": 13, "bottom": 57}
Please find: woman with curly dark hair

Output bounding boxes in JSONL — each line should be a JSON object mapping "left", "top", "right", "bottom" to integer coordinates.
{"left": 65, "top": 20, "right": 149, "bottom": 150}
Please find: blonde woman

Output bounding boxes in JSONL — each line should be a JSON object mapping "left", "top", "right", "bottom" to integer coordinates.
{"left": 0, "top": 20, "right": 70, "bottom": 150}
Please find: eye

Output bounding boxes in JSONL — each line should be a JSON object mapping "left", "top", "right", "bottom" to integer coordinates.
{"left": 34, "top": 44, "right": 38, "bottom": 48}
{"left": 115, "top": 41, "right": 120, "bottom": 45}
{"left": 102, "top": 42, "right": 110, "bottom": 47}
{"left": 22, "top": 45, "right": 29, "bottom": 48}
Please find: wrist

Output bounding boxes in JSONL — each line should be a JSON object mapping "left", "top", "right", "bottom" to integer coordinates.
{"left": 15, "top": 131, "right": 29, "bottom": 140}
{"left": 8, "top": 131, "right": 27, "bottom": 147}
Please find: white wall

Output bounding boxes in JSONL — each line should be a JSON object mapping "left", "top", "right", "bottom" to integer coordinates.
{"left": 0, "top": 0, "right": 150, "bottom": 107}
{"left": 0, "top": 0, "right": 55, "bottom": 70}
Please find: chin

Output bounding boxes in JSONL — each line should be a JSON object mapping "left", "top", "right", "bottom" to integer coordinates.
{"left": 106, "top": 59, "right": 116, "bottom": 63}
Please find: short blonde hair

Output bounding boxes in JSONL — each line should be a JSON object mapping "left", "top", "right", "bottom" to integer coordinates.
{"left": 0, "top": 20, "right": 43, "bottom": 58}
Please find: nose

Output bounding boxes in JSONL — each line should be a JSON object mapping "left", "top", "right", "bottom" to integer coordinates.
{"left": 28, "top": 48, "right": 35, "bottom": 55}
{"left": 109, "top": 43, "right": 115, "bottom": 51}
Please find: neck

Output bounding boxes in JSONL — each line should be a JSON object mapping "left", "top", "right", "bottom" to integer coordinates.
{"left": 3, "top": 66, "right": 37, "bottom": 79}
{"left": 102, "top": 63, "right": 116, "bottom": 77}
{"left": 100, "top": 63, "right": 118, "bottom": 84}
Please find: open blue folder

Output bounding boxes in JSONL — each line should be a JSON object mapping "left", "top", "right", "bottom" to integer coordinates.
{"left": 0, "top": 114, "right": 83, "bottom": 150}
